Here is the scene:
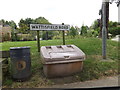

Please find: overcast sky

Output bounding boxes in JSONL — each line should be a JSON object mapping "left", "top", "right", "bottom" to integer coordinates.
{"left": 0, "top": 0, "right": 118, "bottom": 27}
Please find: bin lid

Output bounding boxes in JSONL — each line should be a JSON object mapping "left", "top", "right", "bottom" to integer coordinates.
{"left": 41, "top": 45, "right": 85, "bottom": 63}
{"left": 10, "top": 46, "right": 30, "bottom": 50}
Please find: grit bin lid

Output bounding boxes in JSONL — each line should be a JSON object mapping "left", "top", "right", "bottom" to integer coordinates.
{"left": 41, "top": 45, "right": 85, "bottom": 64}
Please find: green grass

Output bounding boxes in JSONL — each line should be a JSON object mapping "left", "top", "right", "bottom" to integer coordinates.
{"left": 1, "top": 37, "right": 119, "bottom": 88}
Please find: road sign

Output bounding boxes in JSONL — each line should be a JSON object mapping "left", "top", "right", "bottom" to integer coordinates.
{"left": 30, "top": 24, "right": 70, "bottom": 31}
{"left": 30, "top": 23, "right": 70, "bottom": 52}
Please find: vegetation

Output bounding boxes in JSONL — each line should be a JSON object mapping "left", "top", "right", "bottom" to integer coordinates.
{"left": 108, "top": 21, "right": 120, "bottom": 37}
{"left": 80, "top": 25, "right": 88, "bottom": 36}
{"left": 0, "top": 1, "right": 119, "bottom": 88}
{"left": 1, "top": 37, "right": 119, "bottom": 88}
{"left": 0, "top": 17, "right": 53, "bottom": 41}
{"left": 18, "top": 17, "right": 51, "bottom": 34}
{"left": 1, "top": 17, "right": 119, "bottom": 42}
{"left": 69, "top": 26, "right": 79, "bottom": 38}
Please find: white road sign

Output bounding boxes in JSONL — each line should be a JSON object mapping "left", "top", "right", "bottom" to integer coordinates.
{"left": 30, "top": 24, "right": 70, "bottom": 31}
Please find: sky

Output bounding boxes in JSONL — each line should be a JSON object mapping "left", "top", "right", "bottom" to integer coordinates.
{"left": 0, "top": 0, "right": 118, "bottom": 27}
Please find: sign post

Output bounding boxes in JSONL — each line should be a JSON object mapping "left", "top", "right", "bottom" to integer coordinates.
{"left": 30, "top": 24, "right": 70, "bottom": 52}
{"left": 37, "top": 31, "right": 40, "bottom": 52}
{"left": 62, "top": 23, "right": 65, "bottom": 45}
{"left": 62, "top": 31, "right": 65, "bottom": 45}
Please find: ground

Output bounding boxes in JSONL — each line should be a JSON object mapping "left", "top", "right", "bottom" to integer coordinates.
{"left": 48, "top": 75, "right": 119, "bottom": 88}
{"left": 1, "top": 36, "right": 119, "bottom": 88}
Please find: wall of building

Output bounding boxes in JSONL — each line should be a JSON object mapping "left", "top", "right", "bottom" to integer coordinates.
{"left": 0, "top": 25, "right": 12, "bottom": 42}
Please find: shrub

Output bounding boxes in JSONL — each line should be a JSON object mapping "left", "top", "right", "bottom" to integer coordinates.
{"left": 52, "top": 35, "right": 62, "bottom": 40}
{"left": 17, "top": 34, "right": 35, "bottom": 41}
{"left": 86, "top": 29, "right": 99, "bottom": 37}
{"left": 86, "top": 30, "right": 93, "bottom": 37}
{"left": 109, "top": 27, "right": 120, "bottom": 37}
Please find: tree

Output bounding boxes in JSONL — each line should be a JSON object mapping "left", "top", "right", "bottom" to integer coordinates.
{"left": 19, "top": 18, "right": 32, "bottom": 34}
{"left": 109, "top": 0, "right": 120, "bottom": 6}
{"left": 35, "top": 17, "right": 51, "bottom": 24}
{"left": 18, "top": 17, "right": 51, "bottom": 34}
{"left": 34, "top": 17, "right": 52, "bottom": 40}
{"left": 0, "top": 19, "right": 5, "bottom": 25}
{"left": 18, "top": 23, "right": 29, "bottom": 34}
{"left": 109, "top": 21, "right": 118, "bottom": 27}
{"left": 92, "top": 20, "right": 100, "bottom": 30}
{"left": 18, "top": 17, "right": 54, "bottom": 40}
{"left": 80, "top": 25, "right": 88, "bottom": 36}
{"left": 8, "top": 20, "right": 17, "bottom": 29}
{"left": 99, "top": 0, "right": 120, "bottom": 38}
{"left": 108, "top": 21, "right": 119, "bottom": 37}
{"left": 89, "top": 19, "right": 100, "bottom": 37}
{"left": 69, "top": 26, "right": 78, "bottom": 38}
{"left": 0, "top": 19, "right": 17, "bottom": 29}
{"left": 8, "top": 20, "right": 18, "bottom": 41}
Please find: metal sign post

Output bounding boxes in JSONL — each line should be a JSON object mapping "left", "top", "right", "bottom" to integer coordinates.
{"left": 62, "top": 23, "right": 65, "bottom": 45}
{"left": 37, "top": 31, "right": 40, "bottom": 52}
{"left": 62, "top": 31, "right": 65, "bottom": 45}
{"left": 102, "top": 0, "right": 107, "bottom": 59}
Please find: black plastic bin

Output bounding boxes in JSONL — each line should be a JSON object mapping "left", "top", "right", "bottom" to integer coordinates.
{"left": 10, "top": 46, "right": 31, "bottom": 81}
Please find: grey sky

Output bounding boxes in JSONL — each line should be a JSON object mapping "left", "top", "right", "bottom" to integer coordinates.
{"left": 0, "top": 0, "right": 118, "bottom": 27}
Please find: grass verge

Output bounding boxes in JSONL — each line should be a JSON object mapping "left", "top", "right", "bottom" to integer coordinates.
{"left": 1, "top": 37, "right": 119, "bottom": 88}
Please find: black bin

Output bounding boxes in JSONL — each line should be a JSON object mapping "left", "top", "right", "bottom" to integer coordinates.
{"left": 10, "top": 46, "right": 31, "bottom": 81}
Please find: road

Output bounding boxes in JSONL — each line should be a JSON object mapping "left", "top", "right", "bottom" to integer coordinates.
{"left": 48, "top": 76, "right": 119, "bottom": 88}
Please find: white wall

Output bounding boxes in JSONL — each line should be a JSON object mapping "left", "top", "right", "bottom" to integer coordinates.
{"left": 0, "top": 25, "right": 2, "bottom": 30}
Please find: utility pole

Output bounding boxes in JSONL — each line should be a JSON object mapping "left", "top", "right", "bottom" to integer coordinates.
{"left": 99, "top": 1, "right": 109, "bottom": 39}
{"left": 102, "top": 0, "right": 108, "bottom": 59}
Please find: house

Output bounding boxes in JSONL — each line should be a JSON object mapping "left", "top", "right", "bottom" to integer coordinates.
{"left": 0, "top": 24, "right": 12, "bottom": 42}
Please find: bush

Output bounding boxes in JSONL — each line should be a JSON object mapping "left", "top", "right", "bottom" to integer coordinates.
{"left": 52, "top": 35, "right": 62, "bottom": 40}
{"left": 17, "top": 34, "right": 35, "bottom": 41}
{"left": 86, "top": 29, "right": 99, "bottom": 37}
{"left": 86, "top": 30, "right": 93, "bottom": 37}
{"left": 109, "top": 27, "right": 120, "bottom": 37}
